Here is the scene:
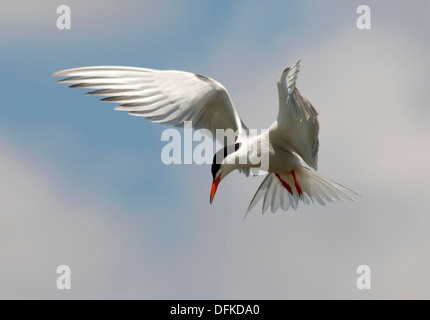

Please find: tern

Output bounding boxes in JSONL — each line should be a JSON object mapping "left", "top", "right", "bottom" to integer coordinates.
{"left": 53, "top": 61, "right": 360, "bottom": 214}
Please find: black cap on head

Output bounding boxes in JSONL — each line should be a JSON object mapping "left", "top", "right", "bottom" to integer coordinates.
{"left": 211, "top": 143, "right": 240, "bottom": 179}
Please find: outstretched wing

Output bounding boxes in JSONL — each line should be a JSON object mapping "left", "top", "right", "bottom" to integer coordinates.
{"left": 52, "top": 66, "right": 248, "bottom": 141}
{"left": 273, "top": 61, "right": 319, "bottom": 169}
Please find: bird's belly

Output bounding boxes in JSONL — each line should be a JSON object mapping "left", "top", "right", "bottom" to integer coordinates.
{"left": 268, "top": 149, "right": 301, "bottom": 174}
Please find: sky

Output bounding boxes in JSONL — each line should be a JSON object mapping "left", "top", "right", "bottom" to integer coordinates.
{"left": 1, "top": 0, "right": 430, "bottom": 299}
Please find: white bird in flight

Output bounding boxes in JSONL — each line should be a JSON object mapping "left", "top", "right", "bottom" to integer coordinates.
{"left": 53, "top": 61, "right": 360, "bottom": 215}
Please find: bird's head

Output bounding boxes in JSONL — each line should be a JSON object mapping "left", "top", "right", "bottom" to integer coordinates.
{"left": 210, "top": 143, "right": 240, "bottom": 204}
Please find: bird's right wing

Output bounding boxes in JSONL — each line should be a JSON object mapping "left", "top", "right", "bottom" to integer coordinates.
{"left": 274, "top": 61, "right": 319, "bottom": 169}
{"left": 52, "top": 66, "right": 248, "bottom": 142}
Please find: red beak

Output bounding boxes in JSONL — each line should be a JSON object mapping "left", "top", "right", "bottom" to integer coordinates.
{"left": 210, "top": 175, "right": 221, "bottom": 204}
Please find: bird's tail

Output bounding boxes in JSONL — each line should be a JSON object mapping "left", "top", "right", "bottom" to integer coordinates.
{"left": 245, "top": 166, "right": 361, "bottom": 216}
{"left": 291, "top": 166, "right": 361, "bottom": 205}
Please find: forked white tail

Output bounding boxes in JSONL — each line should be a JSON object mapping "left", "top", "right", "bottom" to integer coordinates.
{"left": 245, "top": 166, "right": 361, "bottom": 217}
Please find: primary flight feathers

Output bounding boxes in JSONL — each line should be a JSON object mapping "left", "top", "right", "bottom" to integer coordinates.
{"left": 53, "top": 66, "right": 247, "bottom": 142}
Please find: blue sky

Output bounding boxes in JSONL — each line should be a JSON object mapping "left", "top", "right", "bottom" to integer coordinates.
{"left": 1, "top": 0, "right": 430, "bottom": 299}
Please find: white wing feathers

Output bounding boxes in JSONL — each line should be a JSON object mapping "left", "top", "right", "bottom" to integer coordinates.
{"left": 286, "top": 60, "right": 300, "bottom": 96}
{"left": 274, "top": 61, "right": 319, "bottom": 170}
{"left": 52, "top": 66, "right": 247, "bottom": 141}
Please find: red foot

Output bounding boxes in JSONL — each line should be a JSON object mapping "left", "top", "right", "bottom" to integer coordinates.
{"left": 291, "top": 170, "right": 303, "bottom": 196}
{"left": 275, "top": 174, "right": 293, "bottom": 195}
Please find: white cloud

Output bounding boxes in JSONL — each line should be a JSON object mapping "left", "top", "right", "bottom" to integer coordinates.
{"left": 0, "top": 139, "right": 124, "bottom": 298}
{"left": 1, "top": 0, "right": 116, "bottom": 33}
{"left": 0, "top": 137, "right": 231, "bottom": 299}
{"left": 0, "top": 0, "right": 186, "bottom": 37}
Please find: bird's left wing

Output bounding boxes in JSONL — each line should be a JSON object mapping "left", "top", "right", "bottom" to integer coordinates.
{"left": 52, "top": 66, "right": 248, "bottom": 142}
